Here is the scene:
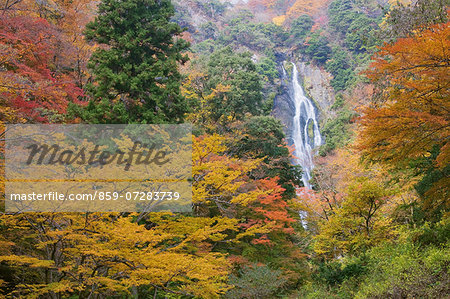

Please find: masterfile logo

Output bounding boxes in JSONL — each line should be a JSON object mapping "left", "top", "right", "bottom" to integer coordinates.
{"left": 25, "top": 141, "right": 170, "bottom": 171}
{"left": 4, "top": 124, "right": 192, "bottom": 213}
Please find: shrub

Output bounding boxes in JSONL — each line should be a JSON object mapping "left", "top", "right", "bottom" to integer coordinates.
{"left": 226, "top": 264, "right": 288, "bottom": 299}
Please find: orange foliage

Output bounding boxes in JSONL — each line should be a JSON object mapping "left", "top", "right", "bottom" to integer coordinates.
{"left": 250, "top": 177, "right": 297, "bottom": 241}
{"left": 285, "top": 0, "right": 329, "bottom": 19}
{"left": 0, "top": 15, "right": 84, "bottom": 121}
{"left": 0, "top": 0, "right": 94, "bottom": 122}
{"left": 247, "top": 0, "right": 329, "bottom": 24}
{"left": 358, "top": 22, "right": 449, "bottom": 208}
{"left": 359, "top": 22, "right": 449, "bottom": 169}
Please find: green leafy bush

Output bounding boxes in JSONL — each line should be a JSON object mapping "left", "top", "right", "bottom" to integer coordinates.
{"left": 226, "top": 264, "right": 288, "bottom": 299}
{"left": 257, "top": 51, "right": 279, "bottom": 84}
{"left": 304, "top": 33, "right": 331, "bottom": 63}
{"left": 319, "top": 96, "right": 355, "bottom": 155}
{"left": 326, "top": 47, "right": 355, "bottom": 91}
{"left": 356, "top": 241, "right": 450, "bottom": 298}
{"left": 288, "top": 14, "right": 314, "bottom": 46}
{"left": 315, "top": 260, "right": 367, "bottom": 287}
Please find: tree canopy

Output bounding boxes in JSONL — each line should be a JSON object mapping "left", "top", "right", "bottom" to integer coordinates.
{"left": 76, "top": 0, "right": 190, "bottom": 123}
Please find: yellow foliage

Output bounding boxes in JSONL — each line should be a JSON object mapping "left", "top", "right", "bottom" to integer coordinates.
{"left": 182, "top": 71, "right": 231, "bottom": 131}
{"left": 193, "top": 134, "right": 263, "bottom": 207}
{"left": 285, "top": 0, "right": 329, "bottom": 19}
{"left": 0, "top": 212, "right": 233, "bottom": 297}
{"left": 272, "top": 15, "right": 286, "bottom": 26}
{"left": 314, "top": 178, "right": 395, "bottom": 257}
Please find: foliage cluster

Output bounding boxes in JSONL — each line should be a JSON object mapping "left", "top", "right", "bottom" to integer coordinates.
{"left": 300, "top": 1, "right": 450, "bottom": 297}
{"left": 319, "top": 94, "right": 356, "bottom": 156}
{"left": 0, "top": 0, "right": 449, "bottom": 298}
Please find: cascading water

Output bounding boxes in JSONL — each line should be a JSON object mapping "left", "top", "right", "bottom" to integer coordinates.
{"left": 288, "top": 62, "right": 322, "bottom": 189}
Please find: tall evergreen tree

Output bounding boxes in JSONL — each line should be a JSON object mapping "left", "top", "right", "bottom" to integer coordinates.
{"left": 76, "top": 0, "right": 189, "bottom": 123}
{"left": 206, "top": 47, "right": 263, "bottom": 123}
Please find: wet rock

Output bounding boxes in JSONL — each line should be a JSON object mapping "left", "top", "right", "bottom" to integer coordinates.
{"left": 297, "top": 61, "right": 335, "bottom": 124}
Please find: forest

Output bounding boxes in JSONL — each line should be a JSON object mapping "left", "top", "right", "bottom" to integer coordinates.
{"left": 0, "top": 0, "right": 449, "bottom": 298}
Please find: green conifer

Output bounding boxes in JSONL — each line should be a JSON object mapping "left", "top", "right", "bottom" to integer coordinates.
{"left": 78, "top": 0, "right": 189, "bottom": 123}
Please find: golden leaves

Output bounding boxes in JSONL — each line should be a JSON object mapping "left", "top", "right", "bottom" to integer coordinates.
{"left": 357, "top": 21, "right": 450, "bottom": 207}
{"left": 193, "top": 134, "right": 262, "bottom": 206}
{"left": 360, "top": 22, "right": 450, "bottom": 167}
{"left": 0, "top": 212, "right": 233, "bottom": 298}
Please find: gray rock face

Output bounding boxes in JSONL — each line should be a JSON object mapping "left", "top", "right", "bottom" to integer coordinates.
{"left": 297, "top": 61, "right": 335, "bottom": 125}
{"left": 272, "top": 64, "right": 295, "bottom": 142}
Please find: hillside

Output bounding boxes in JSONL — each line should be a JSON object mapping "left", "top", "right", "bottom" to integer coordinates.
{"left": 0, "top": 0, "right": 449, "bottom": 298}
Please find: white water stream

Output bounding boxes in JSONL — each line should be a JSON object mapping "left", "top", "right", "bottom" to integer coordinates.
{"left": 289, "top": 62, "right": 322, "bottom": 189}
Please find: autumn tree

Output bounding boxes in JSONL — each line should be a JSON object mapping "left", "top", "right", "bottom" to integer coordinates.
{"left": 314, "top": 177, "right": 393, "bottom": 257}
{"left": 0, "top": 0, "right": 96, "bottom": 97}
{"left": 0, "top": 212, "right": 235, "bottom": 297}
{"left": 285, "top": 0, "right": 329, "bottom": 20}
{"left": 228, "top": 116, "right": 303, "bottom": 198}
{"left": 0, "top": 15, "right": 84, "bottom": 122}
{"left": 73, "top": 0, "right": 189, "bottom": 124}
{"left": 302, "top": 144, "right": 420, "bottom": 255}
{"left": 380, "top": 0, "right": 449, "bottom": 41}
{"left": 358, "top": 21, "right": 450, "bottom": 217}
{"left": 192, "top": 134, "right": 306, "bottom": 286}
{"left": 246, "top": 0, "right": 328, "bottom": 23}
{"left": 192, "top": 134, "right": 264, "bottom": 216}
{"left": 52, "top": 0, "right": 97, "bottom": 89}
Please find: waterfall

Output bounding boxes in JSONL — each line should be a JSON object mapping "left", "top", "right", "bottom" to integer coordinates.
{"left": 289, "top": 62, "right": 322, "bottom": 189}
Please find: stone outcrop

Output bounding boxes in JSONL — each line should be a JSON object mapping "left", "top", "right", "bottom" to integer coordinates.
{"left": 297, "top": 61, "right": 335, "bottom": 124}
